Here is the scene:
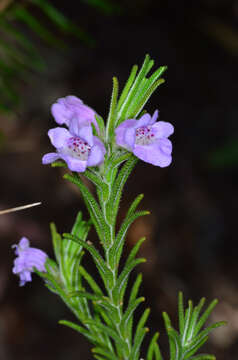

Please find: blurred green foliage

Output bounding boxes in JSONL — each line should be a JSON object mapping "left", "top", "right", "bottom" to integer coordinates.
{"left": 209, "top": 139, "right": 238, "bottom": 168}
{"left": 202, "top": 16, "right": 238, "bottom": 169}
{"left": 0, "top": 0, "right": 119, "bottom": 114}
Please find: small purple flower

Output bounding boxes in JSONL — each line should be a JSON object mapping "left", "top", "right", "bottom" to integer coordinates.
{"left": 115, "top": 110, "right": 174, "bottom": 167}
{"left": 12, "top": 237, "right": 47, "bottom": 286}
{"left": 51, "top": 95, "right": 99, "bottom": 132}
{"left": 42, "top": 118, "right": 106, "bottom": 172}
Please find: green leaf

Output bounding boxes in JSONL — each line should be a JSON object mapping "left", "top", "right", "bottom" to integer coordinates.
{"left": 163, "top": 293, "right": 225, "bottom": 360}
{"left": 78, "top": 265, "right": 103, "bottom": 296}
{"left": 184, "top": 322, "right": 225, "bottom": 359}
{"left": 69, "top": 290, "right": 104, "bottom": 302}
{"left": 111, "top": 212, "right": 148, "bottom": 267}
{"left": 120, "top": 297, "right": 145, "bottom": 335}
{"left": 63, "top": 233, "right": 113, "bottom": 289}
{"left": 112, "top": 257, "right": 146, "bottom": 303}
{"left": 51, "top": 161, "right": 67, "bottom": 167}
{"left": 147, "top": 332, "right": 163, "bottom": 360}
{"left": 95, "top": 299, "right": 121, "bottom": 325}
{"left": 129, "top": 78, "right": 165, "bottom": 119}
{"left": 45, "top": 258, "right": 59, "bottom": 277}
{"left": 130, "top": 327, "right": 149, "bottom": 360}
{"left": 189, "top": 355, "right": 215, "bottom": 360}
{"left": 116, "top": 55, "right": 167, "bottom": 125}
{"left": 129, "top": 272, "right": 142, "bottom": 300}
{"left": 94, "top": 355, "right": 107, "bottom": 360}
{"left": 183, "top": 336, "right": 209, "bottom": 360}
{"left": 92, "top": 346, "right": 117, "bottom": 360}
{"left": 125, "top": 237, "right": 146, "bottom": 267}
{"left": 50, "top": 222, "right": 62, "bottom": 265}
{"left": 34, "top": 267, "right": 66, "bottom": 300}
{"left": 185, "top": 298, "right": 206, "bottom": 343}
{"left": 106, "top": 76, "right": 119, "bottom": 142}
{"left": 193, "top": 299, "right": 218, "bottom": 337}
{"left": 93, "top": 303, "right": 113, "bottom": 328}
{"left": 118, "top": 54, "right": 153, "bottom": 122}
{"left": 112, "top": 238, "right": 146, "bottom": 302}
{"left": 126, "top": 193, "right": 144, "bottom": 217}
{"left": 126, "top": 66, "right": 167, "bottom": 118}
{"left": 95, "top": 114, "right": 106, "bottom": 138}
{"left": 64, "top": 173, "right": 109, "bottom": 246}
{"left": 178, "top": 291, "right": 185, "bottom": 335}
{"left": 107, "top": 155, "right": 138, "bottom": 227}
{"left": 116, "top": 64, "right": 138, "bottom": 117}
{"left": 182, "top": 300, "right": 193, "bottom": 345}
{"left": 84, "top": 320, "right": 126, "bottom": 348}
{"left": 125, "top": 273, "right": 143, "bottom": 343}
{"left": 59, "top": 319, "right": 95, "bottom": 342}
{"left": 129, "top": 307, "right": 150, "bottom": 355}
{"left": 163, "top": 312, "right": 182, "bottom": 360}
{"left": 64, "top": 211, "right": 91, "bottom": 270}
{"left": 84, "top": 169, "right": 109, "bottom": 197}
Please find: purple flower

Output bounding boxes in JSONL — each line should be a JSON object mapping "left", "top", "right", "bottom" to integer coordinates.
{"left": 51, "top": 95, "right": 99, "bottom": 132}
{"left": 12, "top": 237, "right": 47, "bottom": 286}
{"left": 115, "top": 110, "right": 174, "bottom": 167}
{"left": 42, "top": 118, "right": 106, "bottom": 172}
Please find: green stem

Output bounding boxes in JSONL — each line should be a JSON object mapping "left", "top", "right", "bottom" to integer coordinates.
{"left": 97, "top": 159, "right": 135, "bottom": 359}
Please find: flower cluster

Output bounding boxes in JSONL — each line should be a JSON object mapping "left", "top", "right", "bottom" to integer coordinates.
{"left": 12, "top": 237, "right": 47, "bottom": 286}
{"left": 42, "top": 96, "right": 105, "bottom": 172}
{"left": 42, "top": 96, "right": 174, "bottom": 172}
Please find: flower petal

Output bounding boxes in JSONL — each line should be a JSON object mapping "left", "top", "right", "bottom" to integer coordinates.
{"left": 12, "top": 238, "right": 48, "bottom": 286}
{"left": 75, "top": 103, "right": 96, "bottom": 122}
{"left": 64, "top": 95, "right": 83, "bottom": 106}
{"left": 133, "top": 138, "right": 172, "bottom": 167}
{"left": 48, "top": 127, "right": 71, "bottom": 148}
{"left": 19, "top": 270, "right": 32, "bottom": 286}
{"left": 51, "top": 102, "right": 70, "bottom": 126}
{"left": 115, "top": 119, "right": 137, "bottom": 149}
{"left": 87, "top": 137, "right": 106, "bottom": 167}
{"left": 42, "top": 152, "right": 60, "bottom": 164}
{"left": 124, "top": 126, "right": 136, "bottom": 150}
{"left": 69, "top": 118, "right": 93, "bottom": 146}
{"left": 60, "top": 154, "right": 87, "bottom": 172}
{"left": 136, "top": 113, "right": 151, "bottom": 128}
{"left": 51, "top": 96, "right": 99, "bottom": 132}
{"left": 149, "top": 110, "right": 159, "bottom": 125}
{"left": 152, "top": 121, "right": 174, "bottom": 138}
{"left": 19, "top": 237, "right": 30, "bottom": 250}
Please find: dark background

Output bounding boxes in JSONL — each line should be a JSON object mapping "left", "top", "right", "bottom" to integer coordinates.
{"left": 0, "top": 0, "right": 238, "bottom": 358}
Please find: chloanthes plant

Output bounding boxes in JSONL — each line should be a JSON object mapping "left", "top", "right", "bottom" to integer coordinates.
{"left": 12, "top": 55, "right": 225, "bottom": 360}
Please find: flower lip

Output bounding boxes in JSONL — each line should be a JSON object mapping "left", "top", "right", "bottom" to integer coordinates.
{"left": 66, "top": 136, "right": 91, "bottom": 161}
{"left": 135, "top": 126, "right": 156, "bottom": 145}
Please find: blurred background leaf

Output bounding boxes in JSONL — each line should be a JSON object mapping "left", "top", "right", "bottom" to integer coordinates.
{"left": 0, "top": 0, "right": 119, "bottom": 113}
{"left": 209, "top": 139, "right": 238, "bottom": 168}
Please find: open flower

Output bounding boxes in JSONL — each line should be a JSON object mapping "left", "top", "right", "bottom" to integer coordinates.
{"left": 115, "top": 110, "right": 174, "bottom": 167}
{"left": 12, "top": 237, "right": 47, "bottom": 286}
{"left": 42, "top": 118, "right": 106, "bottom": 172}
{"left": 51, "top": 95, "right": 98, "bottom": 132}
